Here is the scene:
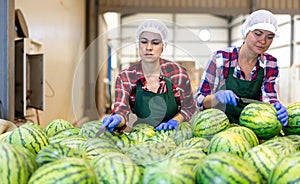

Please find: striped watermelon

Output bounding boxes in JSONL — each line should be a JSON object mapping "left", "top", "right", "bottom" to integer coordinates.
{"left": 207, "top": 131, "right": 250, "bottom": 157}
{"left": 6, "top": 123, "right": 49, "bottom": 155}
{"left": 28, "top": 158, "right": 97, "bottom": 184}
{"left": 45, "top": 119, "right": 73, "bottom": 137}
{"left": 243, "top": 145, "right": 281, "bottom": 183}
{"left": 77, "top": 138, "right": 120, "bottom": 161}
{"left": 226, "top": 126, "right": 259, "bottom": 147}
{"left": 90, "top": 152, "right": 141, "bottom": 184}
{"left": 167, "top": 147, "right": 206, "bottom": 168}
{"left": 239, "top": 103, "right": 282, "bottom": 140}
{"left": 51, "top": 127, "right": 80, "bottom": 138}
{"left": 143, "top": 157, "right": 196, "bottom": 183}
{"left": 191, "top": 108, "right": 230, "bottom": 140}
{"left": 0, "top": 142, "right": 37, "bottom": 184}
{"left": 52, "top": 135, "right": 87, "bottom": 150}
{"left": 194, "top": 152, "right": 260, "bottom": 183}
{"left": 178, "top": 137, "right": 210, "bottom": 153}
{"left": 78, "top": 120, "right": 102, "bottom": 138}
{"left": 262, "top": 136, "right": 297, "bottom": 158}
{"left": 36, "top": 143, "right": 82, "bottom": 167}
{"left": 268, "top": 151, "right": 300, "bottom": 184}
{"left": 283, "top": 102, "right": 300, "bottom": 135}
{"left": 159, "top": 122, "right": 194, "bottom": 145}
{"left": 126, "top": 142, "right": 166, "bottom": 168}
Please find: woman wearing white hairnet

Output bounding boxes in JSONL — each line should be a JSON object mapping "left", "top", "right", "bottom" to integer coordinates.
{"left": 194, "top": 9, "right": 288, "bottom": 125}
{"left": 101, "top": 19, "right": 196, "bottom": 132}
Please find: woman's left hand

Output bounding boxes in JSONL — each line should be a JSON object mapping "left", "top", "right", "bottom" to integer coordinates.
{"left": 273, "top": 102, "right": 288, "bottom": 126}
{"left": 156, "top": 119, "right": 178, "bottom": 131}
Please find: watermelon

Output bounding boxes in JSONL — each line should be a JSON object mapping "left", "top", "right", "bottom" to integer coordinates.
{"left": 191, "top": 108, "right": 230, "bottom": 140}
{"left": 45, "top": 119, "right": 73, "bottom": 137}
{"left": 194, "top": 152, "right": 260, "bottom": 183}
{"left": 262, "top": 136, "right": 297, "bottom": 158}
{"left": 51, "top": 127, "right": 80, "bottom": 139}
{"left": 239, "top": 103, "right": 282, "bottom": 140}
{"left": 268, "top": 151, "right": 300, "bottom": 184}
{"left": 28, "top": 158, "right": 97, "bottom": 184}
{"left": 77, "top": 138, "right": 120, "bottom": 160}
{"left": 78, "top": 120, "right": 102, "bottom": 138}
{"left": 6, "top": 123, "right": 49, "bottom": 155}
{"left": 126, "top": 142, "right": 166, "bottom": 168}
{"left": 243, "top": 145, "right": 281, "bottom": 183}
{"left": 90, "top": 152, "right": 141, "bottom": 184}
{"left": 226, "top": 126, "right": 259, "bottom": 147}
{"left": 36, "top": 143, "right": 82, "bottom": 167}
{"left": 207, "top": 131, "right": 250, "bottom": 157}
{"left": 283, "top": 102, "right": 300, "bottom": 135}
{"left": 143, "top": 157, "right": 196, "bottom": 183}
{"left": 178, "top": 137, "right": 210, "bottom": 153}
{"left": 0, "top": 142, "right": 37, "bottom": 184}
{"left": 167, "top": 147, "right": 206, "bottom": 168}
{"left": 159, "top": 122, "right": 194, "bottom": 145}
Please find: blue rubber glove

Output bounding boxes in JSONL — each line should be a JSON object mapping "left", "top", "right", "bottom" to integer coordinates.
{"left": 215, "top": 90, "right": 238, "bottom": 106}
{"left": 101, "top": 114, "right": 122, "bottom": 132}
{"left": 274, "top": 102, "right": 288, "bottom": 126}
{"left": 155, "top": 119, "right": 179, "bottom": 131}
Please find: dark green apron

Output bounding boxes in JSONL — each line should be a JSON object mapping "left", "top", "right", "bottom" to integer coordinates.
{"left": 223, "top": 57, "right": 264, "bottom": 124}
{"left": 132, "top": 76, "right": 179, "bottom": 127}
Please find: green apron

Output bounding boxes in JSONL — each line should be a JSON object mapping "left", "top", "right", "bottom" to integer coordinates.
{"left": 132, "top": 76, "right": 179, "bottom": 127}
{"left": 223, "top": 58, "right": 264, "bottom": 124}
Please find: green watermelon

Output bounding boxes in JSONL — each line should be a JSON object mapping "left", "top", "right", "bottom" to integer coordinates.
{"left": 45, "top": 119, "right": 73, "bottom": 137}
{"left": 194, "top": 152, "right": 260, "bottom": 183}
{"left": 90, "top": 152, "right": 141, "bottom": 184}
{"left": 268, "top": 151, "right": 300, "bottom": 184}
{"left": 126, "top": 142, "right": 166, "bottom": 168}
{"left": 226, "top": 126, "right": 259, "bottom": 147}
{"left": 6, "top": 123, "right": 49, "bottom": 155}
{"left": 178, "top": 137, "right": 210, "bottom": 153}
{"left": 36, "top": 143, "right": 82, "bottom": 167}
{"left": 77, "top": 138, "right": 120, "bottom": 161}
{"left": 207, "top": 131, "right": 250, "bottom": 157}
{"left": 143, "top": 157, "right": 196, "bottom": 183}
{"left": 239, "top": 103, "right": 282, "bottom": 140}
{"left": 262, "top": 136, "right": 297, "bottom": 158}
{"left": 167, "top": 147, "right": 206, "bottom": 168}
{"left": 243, "top": 145, "right": 281, "bottom": 183}
{"left": 283, "top": 102, "right": 300, "bottom": 135}
{"left": 78, "top": 120, "right": 102, "bottom": 138}
{"left": 191, "top": 108, "right": 230, "bottom": 140}
{"left": 28, "top": 158, "right": 97, "bottom": 184}
{"left": 159, "top": 122, "right": 194, "bottom": 145}
{"left": 0, "top": 142, "right": 37, "bottom": 184}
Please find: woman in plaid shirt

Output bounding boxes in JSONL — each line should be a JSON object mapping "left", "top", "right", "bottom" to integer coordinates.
{"left": 101, "top": 19, "right": 196, "bottom": 132}
{"left": 194, "top": 9, "right": 288, "bottom": 126}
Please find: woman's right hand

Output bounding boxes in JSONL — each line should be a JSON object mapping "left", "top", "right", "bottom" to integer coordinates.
{"left": 101, "top": 115, "right": 122, "bottom": 132}
{"left": 215, "top": 90, "right": 238, "bottom": 106}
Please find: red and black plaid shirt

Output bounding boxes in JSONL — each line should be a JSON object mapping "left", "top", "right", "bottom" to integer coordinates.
{"left": 112, "top": 58, "right": 196, "bottom": 122}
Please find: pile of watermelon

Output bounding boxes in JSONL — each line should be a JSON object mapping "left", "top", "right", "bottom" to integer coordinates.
{"left": 1, "top": 102, "right": 300, "bottom": 183}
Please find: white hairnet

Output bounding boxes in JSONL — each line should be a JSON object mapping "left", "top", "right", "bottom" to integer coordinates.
{"left": 241, "top": 9, "right": 278, "bottom": 38}
{"left": 136, "top": 19, "right": 168, "bottom": 49}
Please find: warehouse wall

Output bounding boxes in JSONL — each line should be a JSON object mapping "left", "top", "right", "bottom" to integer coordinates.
{"left": 15, "top": 0, "right": 86, "bottom": 128}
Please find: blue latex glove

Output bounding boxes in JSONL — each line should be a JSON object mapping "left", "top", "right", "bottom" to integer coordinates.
{"left": 215, "top": 90, "right": 238, "bottom": 106}
{"left": 155, "top": 119, "right": 179, "bottom": 131}
{"left": 274, "top": 102, "right": 288, "bottom": 126}
{"left": 101, "top": 114, "right": 122, "bottom": 132}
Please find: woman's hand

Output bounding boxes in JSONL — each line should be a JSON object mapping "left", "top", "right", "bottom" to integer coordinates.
{"left": 101, "top": 115, "right": 123, "bottom": 132}
{"left": 215, "top": 90, "right": 238, "bottom": 106}
{"left": 273, "top": 102, "right": 288, "bottom": 126}
{"left": 155, "top": 119, "right": 178, "bottom": 131}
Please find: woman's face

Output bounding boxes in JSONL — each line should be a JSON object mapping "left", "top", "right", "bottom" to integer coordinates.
{"left": 138, "top": 31, "right": 163, "bottom": 63}
{"left": 245, "top": 29, "right": 275, "bottom": 55}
